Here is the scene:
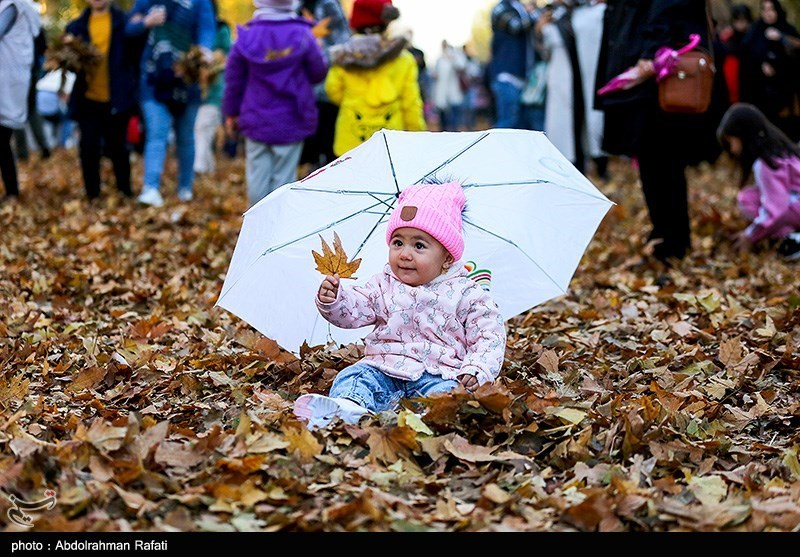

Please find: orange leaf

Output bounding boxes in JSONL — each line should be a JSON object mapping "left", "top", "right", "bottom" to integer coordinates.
{"left": 312, "top": 231, "right": 361, "bottom": 279}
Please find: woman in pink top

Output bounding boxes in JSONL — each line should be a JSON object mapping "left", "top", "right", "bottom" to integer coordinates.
{"left": 717, "top": 102, "right": 800, "bottom": 260}
{"left": 294, "top": 180, "right": 507, "bottom": 429}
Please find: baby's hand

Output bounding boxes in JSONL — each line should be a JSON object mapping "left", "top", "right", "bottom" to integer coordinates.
{"left": 318, "top": 274, "right": 340, "bottom": 303}
{"left": 458, "top": 374, "right": 478, "bottom": 392}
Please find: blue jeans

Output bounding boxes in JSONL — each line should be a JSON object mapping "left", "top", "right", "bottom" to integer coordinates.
{"left": 520, "top": 105, "right": 545, "bottom": 132}
{"left": 330, "top": 362, "right": 460, "bottom": 413}
{"left": 141, "top": 98, "right": 200, "bottom": 195}
{"left": 490, "top": 79, "right": 523, "bottom": 129}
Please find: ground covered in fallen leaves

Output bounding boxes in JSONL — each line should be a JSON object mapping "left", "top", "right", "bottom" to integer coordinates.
{"left": 0, "top": 148, "right": 798, "bottom": 532}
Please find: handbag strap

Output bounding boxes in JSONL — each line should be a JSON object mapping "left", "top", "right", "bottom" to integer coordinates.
{"left": 705, "top": 0, "right": 715, "bottom": 62}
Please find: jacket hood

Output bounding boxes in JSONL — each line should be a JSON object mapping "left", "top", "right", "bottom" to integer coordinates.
{"left": 234, "top": 18, "right": 315, "bottom": 65}
{"left": 328, "top": 34, "right": 408, "bottom": 69}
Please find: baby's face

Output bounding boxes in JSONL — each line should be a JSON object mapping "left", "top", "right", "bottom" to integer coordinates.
{"left": 388, "top": 228, "right": 454, "bottom": 286}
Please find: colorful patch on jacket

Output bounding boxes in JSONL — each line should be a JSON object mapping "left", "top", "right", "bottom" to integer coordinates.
{"left": 464, "top": 261, "right": 491, "bottom": 291}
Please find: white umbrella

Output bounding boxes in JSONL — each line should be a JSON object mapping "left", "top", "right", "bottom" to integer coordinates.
{"left": 216, "top": 129, "right": 613, "bottom": 354}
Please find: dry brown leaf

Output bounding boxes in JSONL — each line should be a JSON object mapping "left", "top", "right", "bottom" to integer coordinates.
{"left": 365, "top": 426, "right": 419, "bottom": 466}
{"left": 312, "top": 232, "right": 362, "bottom": 278}
{"left": 66, "top": 366, "right": 106, "bottom": 393}
{"left": 536, "top": 349, "right": 559, "bottom": 373}
{"left": 0, "top": 374, "right": 30, "bottom": 407}
{"left": 75, "top": 418, "right": 128, "bottom": 453}
{"left": 154, "top": 440, "right": 206, "bottom": 469}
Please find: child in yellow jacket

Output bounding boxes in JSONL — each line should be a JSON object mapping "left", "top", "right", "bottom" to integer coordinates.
{"left": 324, "top": 0, "right": 426, "bottom": 156}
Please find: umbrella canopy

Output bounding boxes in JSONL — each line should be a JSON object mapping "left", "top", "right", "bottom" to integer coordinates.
{"left": 216, "top": 128, "right": 613, "bottom": 353}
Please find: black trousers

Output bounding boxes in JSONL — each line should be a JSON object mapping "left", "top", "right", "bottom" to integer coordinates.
{"left": 76, "top": 101, "right": 132, "bottom": 199}
{"left": 604, "top": 99, "right": 695, "bottom": 262}
{"left": 299, "top": 100, "right": 339, "bottom": 169}
{"left": 638, "top": 106, "right": 697, "bottom": 260}
{"left": 0, "top": 125, "right": 19, "bottom": 197}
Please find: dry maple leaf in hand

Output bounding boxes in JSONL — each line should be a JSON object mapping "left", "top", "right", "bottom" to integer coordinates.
{"left": 312, "top": 232, "right": 361, "bottom": 279}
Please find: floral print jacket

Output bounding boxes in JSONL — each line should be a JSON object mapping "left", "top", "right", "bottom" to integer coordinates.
{"left": 316, "top": 263, "right": 507, "bottom": 386}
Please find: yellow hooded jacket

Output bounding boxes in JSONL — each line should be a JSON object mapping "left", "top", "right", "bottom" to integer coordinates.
{"left": 325, "top": 34, "right": 427, "bottom": 156}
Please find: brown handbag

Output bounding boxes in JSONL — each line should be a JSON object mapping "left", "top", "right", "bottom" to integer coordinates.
{"left": 657, "top": 49, "right": 715, "bottom": 113}
{"left": 657, "top": 0, "right": 715, "bottom": 114}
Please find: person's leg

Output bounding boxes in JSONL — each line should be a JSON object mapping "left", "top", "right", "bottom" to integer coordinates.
{"left": 27, "top": 84, "right": 51, "bottom": 159}
{"left": 294, "top": 362, "right": 398, "bottom": 428}
{"left": 193, "top": 103, "right": 218, "bottom": 174}
{"left": 244, "top": 138, "right": 273, "bottom": 208}
{"left": 318, "top": 100, "right": 339, "bottom": 166}
{"left": 77, "top": 105, "right": 104, "bottom": 199}
{"left": 0, "top": 125, "right": 19, "bottom": 197}
{"left": 140, "top": 98, "right": 172, "bottom": 196}
{"left": 593, "top": 155, "right": 610, "bottom": 181}
{"left": 490, "top": 79, "right": 522, "bottom": 129}
{"left": 103, "top": 110, "right": 133, "bottom": 197}
{"left": 406, "top": 372, "right": 460, "bottom": 400}
{"left": 328, "top": 362, "right": 400, "bottom": 413}
{"left": 637, "top": 148, "right": 690, "bottom": 261}
{"left": 13, "top": 128, "right": 29, "bottom": 162}
{"left": 268, "top": 142, "right": 303, "bottom": 194}
{"left": 637, "top": 111, "right": 691, "bottom": 262}
{"left": 174, "top": 102, "right": 200, "bottom": 199}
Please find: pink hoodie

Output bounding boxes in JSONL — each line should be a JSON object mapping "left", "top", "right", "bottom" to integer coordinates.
{"left": 316, "top": 263, "right": 506, "bottom": 386}
{"left": 739, "top": 157, "right": 800, "bottom": 243}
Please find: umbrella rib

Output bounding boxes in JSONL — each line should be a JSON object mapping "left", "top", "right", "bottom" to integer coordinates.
{"left": 383, "top": 131, "right": 401, "bottom": 196}
{"left": 291, "top": 187, "right": 395, "bottom": 197}
{"left": 416, "top": 131, "right": 490, "bottom": 184}
{"left": 466, "top": 180, "right": 613, "bottom": 203}
{"left": 464, "top": 219, "right": 567, "bottom": 295}
{"left": 217, "top": 200, "right": 390, "bottom": 302}
{"left": 464, "top": 180, "right": 549, "bottom": 188}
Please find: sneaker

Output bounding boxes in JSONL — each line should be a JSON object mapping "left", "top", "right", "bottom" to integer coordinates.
{"left": 293, "top": 394, "right": 370, "bottom": 429}
{"left": 777, "top": 232, "right": 800, "bottom": 261}
{"left": 177, "top": 189, "right": 194, "bottom": 202}
{"left": 137, "top": 187, "right": 164, "bottom": 207}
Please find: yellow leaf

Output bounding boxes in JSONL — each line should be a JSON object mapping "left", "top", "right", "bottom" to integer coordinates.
{"left": 312, "top": 232, "right": 362, "bottom": 279}
{"left": 398, "top": 410, "right": 433, "bottom": 436}
{"left": 552, "top": 407, "right": 587, "bottom": 425}
{"left": 782, "top": 446, "right": 800, "bottom": 481}
{"left": 312, "top": 16, "right": 331, "bottom": 39}
{"left": 687, "top": 475, "right": 727, "bottom": 506}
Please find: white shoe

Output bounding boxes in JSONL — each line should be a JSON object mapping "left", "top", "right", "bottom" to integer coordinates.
{"left": 293, "top": 394, "right": 370, "bottom": 429}
{"left": 177, "top": 189, "right": 194, "bottom": 202}
{"left": 137, "top": 187, "right": 164, "bottom": 207}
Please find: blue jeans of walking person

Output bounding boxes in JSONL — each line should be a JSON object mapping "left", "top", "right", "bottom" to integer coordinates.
{"left": 329, "top": 361, "right": 460, "bottom": 413}
{"left": 491, "top": 78, "right": 524, "bottom": 129}
{"left": 138, "top": 87, "right": 200, "bottom": 206}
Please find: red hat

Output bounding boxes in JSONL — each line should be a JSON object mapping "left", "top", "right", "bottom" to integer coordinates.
{"left": 349, "top": 0, "right": 400, "bottom": 31}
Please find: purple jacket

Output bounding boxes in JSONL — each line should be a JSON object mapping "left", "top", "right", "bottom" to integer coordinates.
{"left": 222, "top": 17, "right": 328, "bottom": 145}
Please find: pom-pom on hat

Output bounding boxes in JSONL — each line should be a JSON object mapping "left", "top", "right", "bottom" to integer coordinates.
{"left": 385, "top": 182, "right": 466, "bottom": 260}
{"left": 349, "top": 0, "right": 400, "bottom": 31}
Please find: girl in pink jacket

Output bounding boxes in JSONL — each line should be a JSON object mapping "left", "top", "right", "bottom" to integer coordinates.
{"left": 294, "top": 180, "right": 507, "bottom": 429}
{"left": 717, "top": 103, "right": 800, "bottom": 260}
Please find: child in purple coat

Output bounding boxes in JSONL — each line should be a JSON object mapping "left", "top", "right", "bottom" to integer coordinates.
{"left": 222, "top": 0, "right": 327, "bottom": 207}
{"left": 717, "top": 102, "right": 800, "bottom": 260}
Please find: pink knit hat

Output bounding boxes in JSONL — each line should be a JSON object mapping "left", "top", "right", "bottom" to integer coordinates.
{"left": 385, "top": 182, "right": 466, "bottom": 260}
